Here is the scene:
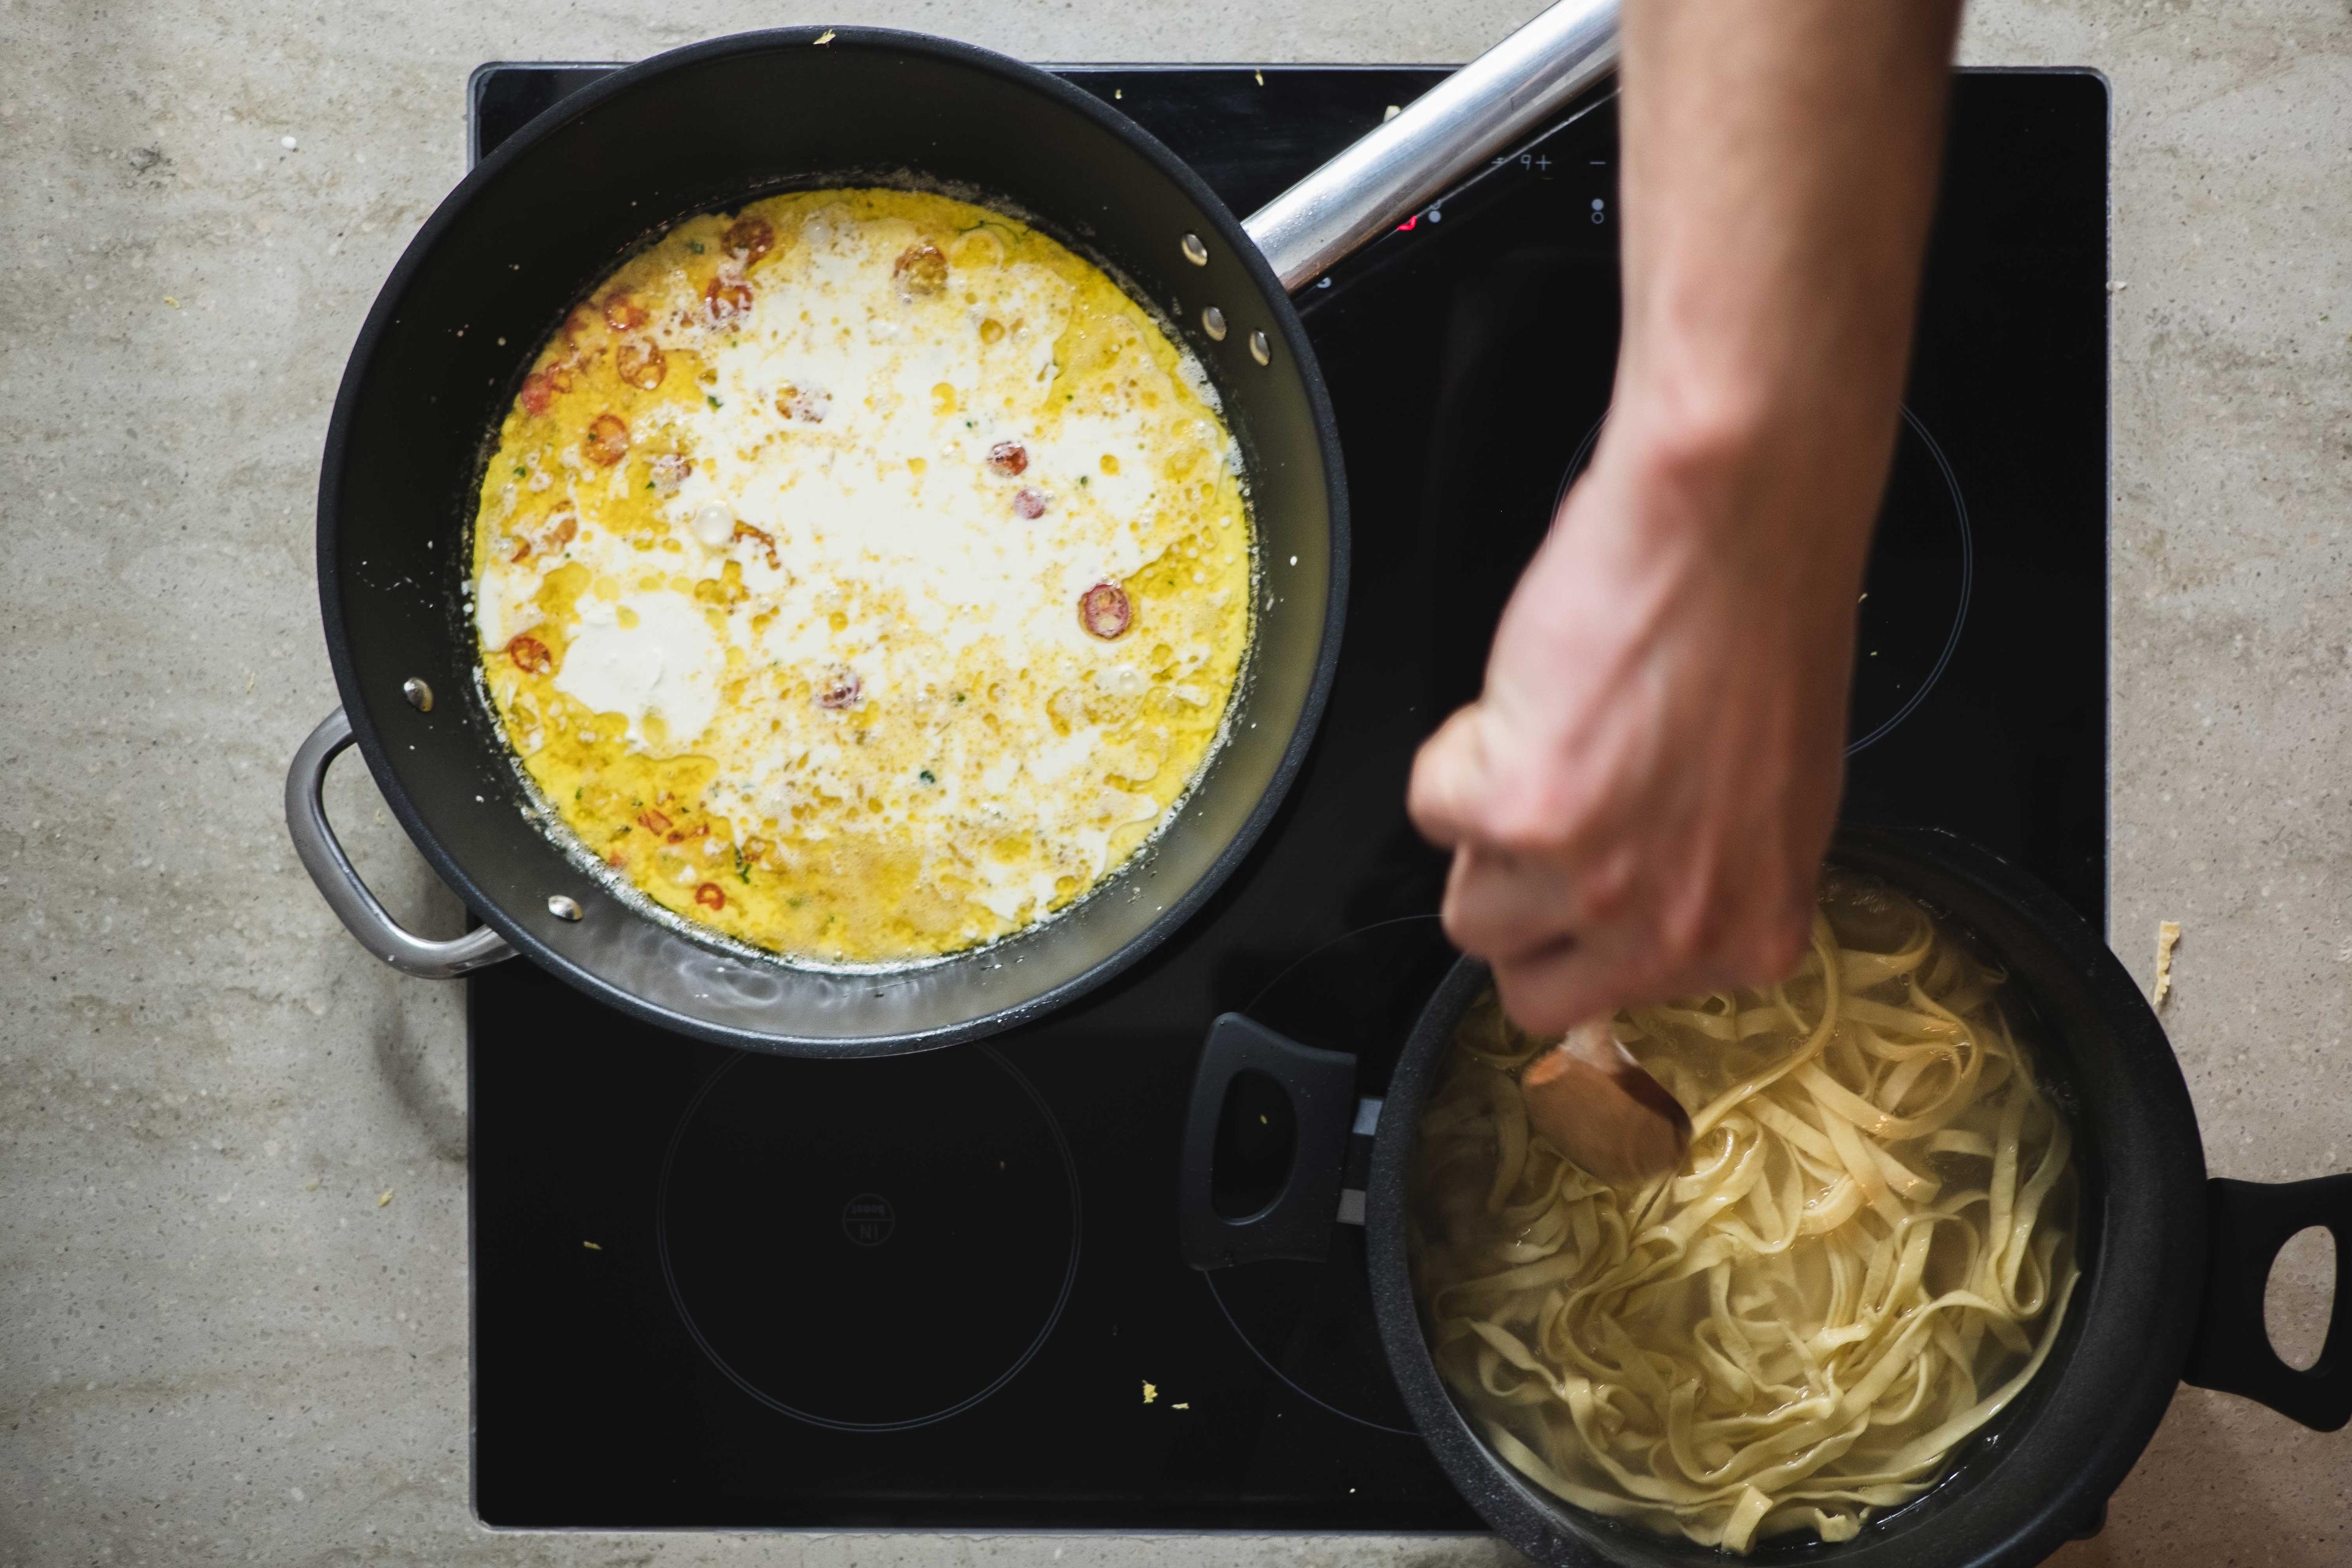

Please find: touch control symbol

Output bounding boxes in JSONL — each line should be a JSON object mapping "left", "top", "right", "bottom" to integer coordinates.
{"left": 842, "top": 1193, "right": 895, "bottom": 1247}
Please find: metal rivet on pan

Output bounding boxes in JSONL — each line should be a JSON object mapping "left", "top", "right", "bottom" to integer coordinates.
{"left": 402, "top": 677, "right": 434, "bottom": 712}
{"left": 1180, "top": 233, "right": 1208, "bottom": 266}
{"left": 547, "top": 895, "right": 582, "bottom": 922}
{"left": 1249, "top": 330, "right": 1270, "bottom": 366}
{"left": 1201, "top": 305, "right": 1227, "bottom": 341}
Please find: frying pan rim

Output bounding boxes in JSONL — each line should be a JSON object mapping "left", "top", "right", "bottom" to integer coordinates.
{"left": 316, "top": 24, "right": 1351, "bottom": 1054}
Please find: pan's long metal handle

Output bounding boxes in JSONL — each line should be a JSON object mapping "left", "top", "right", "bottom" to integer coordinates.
{"left": 1243, "top": 0, "right": 1620, "bottom": 292}
{"left": 285, "top": 708, "right": 514, "bottom": 978}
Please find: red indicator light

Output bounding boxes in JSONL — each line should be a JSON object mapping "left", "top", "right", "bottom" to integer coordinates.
{"left": 1395, "top": 214, "right": 1419, "bottom": 232}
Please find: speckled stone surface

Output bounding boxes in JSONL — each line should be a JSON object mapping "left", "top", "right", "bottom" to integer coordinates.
{"left": 3, "top": 1, "right": 2347, "bottom": 1564}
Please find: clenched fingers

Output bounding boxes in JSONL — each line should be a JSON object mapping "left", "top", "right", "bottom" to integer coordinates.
{"left": 1486, "top": 921, "right": 1657, "bottom": 1038}
{"left": 1440, "top": 844, "right": 1589, "bottom": 963}
{"left": 1406, "top": 703, "right": 1494, "bottom": 850}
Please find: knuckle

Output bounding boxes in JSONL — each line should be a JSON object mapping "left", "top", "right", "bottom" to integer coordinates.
{"left": 1654, "top": 900, "right": 1711, "bottom": 976}
{"left": 1574, "top": 846, "right": 1640, "bottom": 924}
{"left": 1480, "top": 791, "right": 1568, "bottom": 856}
{"left": 1713, "top": 909, "right": 1810, "bottom": 991}
{"left": 1759, "top": 912, "right": 1812, "bottom": 976}
{"left": 1437, "top": 867, "right": 1495, "bottom": 954}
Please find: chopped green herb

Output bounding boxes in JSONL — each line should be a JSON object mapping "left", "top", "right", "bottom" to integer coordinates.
{"left": 952, "top": 692, "right": 965, "bottom": 704}
{"left": 964, "top": 419, "right": 974, "bottom": 429}
{"left": 512, "top": 464, "right": 527, "bottom": 479}
{"left": 1079, "top": 475, "right": 1090, "bottom": 486}
{"left": 646, "top": 481, "right": 657, "bottom": 490}
{"left": 707, "top": 394, "right": 722, "bottom": 409}
{"left": 919, "top": 769, "right": 937, "bottom": 785}
{"left": 687, "top": 239, "right": 706, "bottom": 254}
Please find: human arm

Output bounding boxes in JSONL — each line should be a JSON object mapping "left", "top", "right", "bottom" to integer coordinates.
{"left": 1406, "top": 0, "right": 1965, "bottom": 1033}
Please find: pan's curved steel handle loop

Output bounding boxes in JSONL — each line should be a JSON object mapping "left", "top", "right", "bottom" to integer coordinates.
{"left": 1243, "top": 0, "right": 1621, "bottom": 292}
{"left": 2183, "top": 1172, "right": 2352, "bottom": 1431}
{"left": 285, "top": 708, "right": 515, "bottom": 978}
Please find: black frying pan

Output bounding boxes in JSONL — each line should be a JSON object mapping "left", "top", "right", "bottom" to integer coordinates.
{"left": 1182, "top": 825, "right": 2352, "bottom": 1566}
{"left": 285, "top": 9, "right": 1619, "bottom": 1053}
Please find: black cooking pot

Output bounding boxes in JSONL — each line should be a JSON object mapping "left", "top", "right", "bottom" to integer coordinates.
{"left": 284, "top": 9, "right": 1620, "bottom": 1054}
{"left": 1180, "top": 826, "right": 2351, "bottom": 1567}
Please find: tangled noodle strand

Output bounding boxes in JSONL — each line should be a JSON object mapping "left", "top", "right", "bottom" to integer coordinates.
{"left": 1409, "top": 873, "right": 2078, "bottom": 1552}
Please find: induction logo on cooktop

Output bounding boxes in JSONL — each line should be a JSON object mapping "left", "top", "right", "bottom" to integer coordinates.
{"left": 656, "top": 1046, "right": 1082, "bottom": 1431}
{"left": 841, "top": 1193, "right": 895, "bottom": 1247}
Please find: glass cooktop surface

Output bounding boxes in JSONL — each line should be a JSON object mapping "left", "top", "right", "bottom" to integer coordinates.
{"left": 465, "top": 61, "right": 2108, "bottom": 1532}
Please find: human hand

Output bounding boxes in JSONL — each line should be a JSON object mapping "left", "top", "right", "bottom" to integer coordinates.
{"left": 1406, "top": 407, "right": 1872, "bottom": 1035}
{"left": 1404, "top": 0, "right": 1958, "bottom": 1038}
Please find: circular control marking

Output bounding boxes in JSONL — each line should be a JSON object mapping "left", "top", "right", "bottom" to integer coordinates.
{"left": 658, "top": 1045, "right": 1079, "bottom": 1432}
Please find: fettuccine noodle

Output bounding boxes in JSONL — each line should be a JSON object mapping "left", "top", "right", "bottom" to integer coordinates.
{"left": 1409, "top": 872, "right": 2078, "bottom": 1553}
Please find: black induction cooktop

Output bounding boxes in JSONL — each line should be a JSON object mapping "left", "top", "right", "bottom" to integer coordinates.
{"left": 466, "top": 61, "right": 2108, "bottom": 1532}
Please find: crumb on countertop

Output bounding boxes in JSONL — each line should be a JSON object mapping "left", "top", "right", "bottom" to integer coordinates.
{"left": 2154, "top": 920, "right": 2182, "bottom": 1007}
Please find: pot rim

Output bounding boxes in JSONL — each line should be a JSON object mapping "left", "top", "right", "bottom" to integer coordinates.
{"left": 1364, "top": 824, "right": 2207, "bottom": 1567}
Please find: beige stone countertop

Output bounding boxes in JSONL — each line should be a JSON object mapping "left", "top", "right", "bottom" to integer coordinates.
{"left": 4, "top": 1, "right": 2348, "bottom": 1564}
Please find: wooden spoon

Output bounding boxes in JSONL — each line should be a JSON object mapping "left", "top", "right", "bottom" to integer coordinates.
{"left": 1521, "top": 1020, "right": 1692, "bottom": 1187}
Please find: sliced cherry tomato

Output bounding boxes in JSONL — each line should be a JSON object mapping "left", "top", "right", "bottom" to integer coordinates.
{"left": 1079, "top": 583, "right": 1132, "bottom": 640}
{"left": 584, "top": 412, "right": 629, "bottom": 466}
{"left": 723, "top": 216, "right": 774, "bottom": 261}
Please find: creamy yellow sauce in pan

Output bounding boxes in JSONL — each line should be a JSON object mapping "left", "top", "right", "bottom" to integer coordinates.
{"left": 470, "top": 189, "right": 1253, "bottom": 964}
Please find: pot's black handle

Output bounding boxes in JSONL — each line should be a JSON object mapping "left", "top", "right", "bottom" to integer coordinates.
{"left": 1178, "top": 1013, "right": 1358, "bottom": 1270}
{"left": 2182, "top": 1172, "right": 2352, "bottom": 1431}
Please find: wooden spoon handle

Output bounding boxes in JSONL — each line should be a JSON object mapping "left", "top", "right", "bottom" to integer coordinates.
{"left": 1523, "top": 1022, "right": 1692, "bottom": 1186}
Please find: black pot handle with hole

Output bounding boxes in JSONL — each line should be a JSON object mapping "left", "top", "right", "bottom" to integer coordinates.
{"left": 2182, "top": 1172, "right": 2352, "bottom": 1430}
{"left": 1178, "top": 1013, "right": 1359, "bottom": 1270}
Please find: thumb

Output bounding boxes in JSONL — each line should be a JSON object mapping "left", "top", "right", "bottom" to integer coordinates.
{"left": 1408, "top": 702, "right": 1495, "bottom": 849}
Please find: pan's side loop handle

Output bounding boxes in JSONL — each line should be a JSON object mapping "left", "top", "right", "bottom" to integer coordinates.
{"left": 1178, "top": 1013, "right": 1358, "bottom": 1269}
{"left": 1242, "top": 0, "right": 1621, "bottom": 291}
{"left": 285, "top": 708, "right": 514, "bottom": 979}
{"left": 2182, "top": 1172, "right": 2352, "bottom": 1431}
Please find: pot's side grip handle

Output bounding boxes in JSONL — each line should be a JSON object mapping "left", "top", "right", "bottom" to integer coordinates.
{"left": 285, "top": 708, "right": 515, "bottom": 979}
{"left": 2182, "top": 1172, "right": 2352, "bottom": 1431}
{"left": 1178, "top": 1014, "right": 1357, "bottom": 1270}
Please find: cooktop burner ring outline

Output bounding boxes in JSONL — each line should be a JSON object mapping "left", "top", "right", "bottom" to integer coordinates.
{"left": 654, "top": 1044, "right": 1083, "bottom": 1433}
{"left": 1852, "top": 407, "right": 1974, "bottom": 753}
{"left": 1202, "top": 1271, "right": 1420, "bottom": 1436}
{"left": 1241, "top": 911, "right": 1446, "bottom": 1017}
{"left": 1198, "top": 913, "right": 1446, "bottom": 1438}
{"left": 1557, "top": 405, "right": 1974, "bottom": 758}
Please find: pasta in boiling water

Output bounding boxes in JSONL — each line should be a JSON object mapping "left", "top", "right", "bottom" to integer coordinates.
{"left": 1409, "top": 873, "right": 2079, "bottom": 1552}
